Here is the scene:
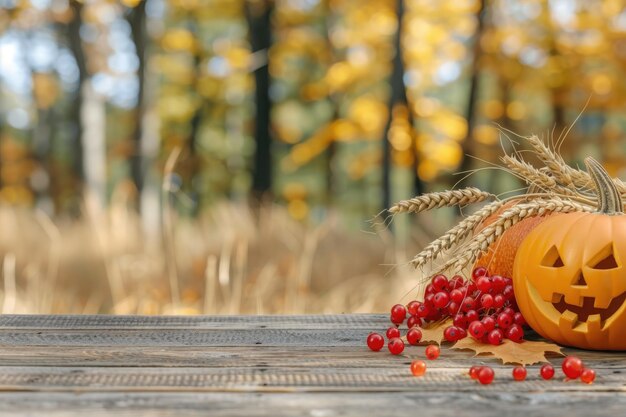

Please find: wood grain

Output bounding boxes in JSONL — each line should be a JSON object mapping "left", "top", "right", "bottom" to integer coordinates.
{"left": 0, "top": 314, "right": 623, "bottom": 416}
{"left": 3, "top": 392, "right": 626, "bottom": 417}
{"left": 0, "top": 314, "right": 389, "bottom": 330}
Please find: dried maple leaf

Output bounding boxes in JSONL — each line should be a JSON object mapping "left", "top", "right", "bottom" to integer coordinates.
{"left": 418, "top": 319, "right": 453, "bottom": 345}
{"left": 451, "top": 337, "right": 564, "bottom": 365}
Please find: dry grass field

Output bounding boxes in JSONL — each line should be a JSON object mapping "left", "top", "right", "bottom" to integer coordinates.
{"left": 0, "top": 194, "right": 454, "bottom": 315}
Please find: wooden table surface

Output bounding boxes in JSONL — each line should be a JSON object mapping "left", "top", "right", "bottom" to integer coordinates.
{"left": 0, "top": 314, "right": 624, "bottom": 416}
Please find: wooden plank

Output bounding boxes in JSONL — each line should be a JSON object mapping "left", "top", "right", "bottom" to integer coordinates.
{"left": 0, "top": 328, "right": 373, "bottom": 347}
{"left": 0, "top": 314, "right": 389, "bottom": 330}
{"left": 0, "top": 365, "right": 622, "bottom": 393}
{"left": 2, "top": 391, "right": 626, "bottom": 417}
{"left": 0, "top": 344, "right": 608, "bottom": 369}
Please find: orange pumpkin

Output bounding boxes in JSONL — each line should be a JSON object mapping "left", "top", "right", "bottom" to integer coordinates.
{"left": 513, "top": 157, "right": 626, "bottom": 350}
{"left": 473, "top": 201, "right": 548, "bottom": 278}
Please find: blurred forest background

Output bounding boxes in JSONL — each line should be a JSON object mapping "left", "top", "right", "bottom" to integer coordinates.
{"left": 0, "top": 0, "right": 625, "bottom": 315}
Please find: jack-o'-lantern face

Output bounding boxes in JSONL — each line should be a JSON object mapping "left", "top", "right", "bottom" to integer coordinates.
{"left": 513, "top": 157, "right": 626, "bottom": 350}
{"left": 513, "top": 211, "right": 626, "bottom": 350}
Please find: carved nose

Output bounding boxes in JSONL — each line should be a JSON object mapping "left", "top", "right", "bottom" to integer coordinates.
{"left": 572, "top": 271, "right": 587, "bottom": 287}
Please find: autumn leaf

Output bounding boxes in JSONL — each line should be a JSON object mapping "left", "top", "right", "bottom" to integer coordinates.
{"left": 451, "top": 337, "right": 564, "bottom": 365}
{"left": 419, "top": 319, "right": 453, "bottom": 345}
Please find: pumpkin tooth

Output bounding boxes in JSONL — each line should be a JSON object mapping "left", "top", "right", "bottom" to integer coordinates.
{"left": 559, "top": 310, "right": 579, "bottom": 328}
{"left": 587, "top": 314, "right": 603, "bottom": 333}
{"left": 593, "top": 296, "right": 612, "bottom": 310}
{"left": 551, "top": 293, "right": 563, "bottom": 303}
{"left": 563, "top": 293, "right": 584, "bottom": 308}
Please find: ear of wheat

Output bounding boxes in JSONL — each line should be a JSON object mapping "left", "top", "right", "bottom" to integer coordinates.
{"left": 389, "top": 188, "right": 493, "bottom": 214}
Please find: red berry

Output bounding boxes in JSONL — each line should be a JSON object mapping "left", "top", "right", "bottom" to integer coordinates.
{"left": 424, "top": 294, "right": 435, "bottom": 307}
{"left": 447, "top": 301, "right": 460, "bottom": 315}
{"left": 388, "top": 337, "right": 405, "bottom": 355}
{"left": 366, "top": 333, "right": 384, "bottom": 351}
{"left": 497, "top": 313, "right": 513, "bottom": 329}
{"left": 450, "top": 289, "right": 464, "bottom": 304}
{"left": 472, "top": 266, "right": 488, "bottom": 280}
{"left": 468, "top": 321, "right": 486, "bottom": 339}
{"left": 466, "top": 309, "right": 479, "bottom": 323}
{"left": 407, "top": 315, "right": 422, "bottom": 329}
{"left": 469, "top": 365, "right": 482, "bottom": 379}
{"left": 425, "top": 284, "right": 436, "bottom": 295}
{"left": 505, "top": 324, "right": 524, "bottom": 342}
{"left": 462, "top": 297, "right": 476, "bottom": 312}
{"left": 433, "top": 292, "right": 450, "bottom": 309}
{"left": 444, "top": 326, "right": 460, "bottom": 342}
{"left": 386, "top": 326, "right": 401, "bottom": 339}
{"left": 407, "top": 327, "right": 422, "bottom": 345}
{"left": 493, "top": 294, "right": 505, "bottom": 309}
{"left": 390, "top": 304, "right": 407, "bottom": 324}
{"left": 425, "top": 344, "right": 440, "bottom": 360}
{"left": 512, "top": 366, "right": 527, "bottom": 381}
{"left": 481, "top": 316, "right": 496, "bottom": 332}
{"left": 580, "top": 368, "right": 596, "bottom": 384}
{"left": 502, "top": 285, "right": 515, "bottom": 300}
{"left": 407, "top": 300, "right": 421, "bottom": 316}
{"left": 491, "top": 275, "right": 506, "bottom": 293}
{"left": 562, "top": 356, "right": 584, "bottom": 379}
{"left": 502, "top": 307, "right": 516, "bottom": 317}
{"left": 476, "top": 276, "right": 492, "bottom": 293}
{"left": 449, "top": 275, "right": 465, "bottom": 290}
{"left": 410, "top": 359, "right": 427, "bottom": 376}
{"left": 426, "top": 309, "right": 442, "bottom": 322}
{"left": 478, "top": 366, "right": 495, "bottom": 385}
{"left": 540, "top": 364, "right": 555, "bottom": 380}
{"left": 416, "top": 304, "right": 430, "bottom": 318}
{"left": 456, "top": 327, "right": 467, "bottom": 339}
{"left": 513, "top": 312, "right": 526, "bottom": 327}
{"left": 487, "top": 329, "right": 503, "bottom": 345}
{"left": 480, "top": 293, "right": 494, "bottom": 309}
{"left": 453, "top": 314, "right": 467, "bottom": 328}
{"left": 466, "top": 282, "right": 478, "bottom": 294}
{"left": 432, "top": 274, "right": 449, "bottom": 291}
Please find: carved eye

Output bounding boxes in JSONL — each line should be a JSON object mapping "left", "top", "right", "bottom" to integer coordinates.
{"left": 541, "top": 246, "right": 564, "bottom": 268}
{"left": 590, "top": 245, "right": 619, "bottom": 270}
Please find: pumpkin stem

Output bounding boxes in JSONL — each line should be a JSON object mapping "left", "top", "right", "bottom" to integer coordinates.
{"left": 584, "top": 157, "right": 623, "bottom": 214}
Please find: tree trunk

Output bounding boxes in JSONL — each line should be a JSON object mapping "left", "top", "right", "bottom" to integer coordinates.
{"left": 382, "top": 0, "right": 415, "bottom": 212}
{"left": 67, "top": 1, "right": 87, "bottom": 197}
{"left": 127, "top": 1, "right": 147, "bottom": 201}
{"left": 458, "top": 0, "right": 486, "bottom": 187}
{"left": 245, "top": 1, "right": 273, "bottom": 197}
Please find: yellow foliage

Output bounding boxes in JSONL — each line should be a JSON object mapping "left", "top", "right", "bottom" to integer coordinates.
{"left": 431, "top": 111, "right": 468, "bottom": 141}
{"left": 473, "top": 125, "right": 499, "bottom": 145}
{"left": 32, "top": 73, "right": 59, "bottom": 110}
{"left": 161, "top": 28, "right": 196, "bottom": 52}
{"left": 506, "top": 101, "right": 526, "bottom": 120}
{"left": 348, "top": 97, "right": 387, "bottom": 135}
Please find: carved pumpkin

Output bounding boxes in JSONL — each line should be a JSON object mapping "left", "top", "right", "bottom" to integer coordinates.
{"left": 513, "top": 157, "right": 626, "bottom": 350}
{"left": 474, "top": 201, "right": 548, "bottom": 278}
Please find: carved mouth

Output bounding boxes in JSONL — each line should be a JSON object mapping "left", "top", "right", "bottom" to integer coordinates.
{"left": 552, "top": 292, "right": 626, "bottom": 323}
{"left": 527, "top": 282, "right": 626, "bottom": 331}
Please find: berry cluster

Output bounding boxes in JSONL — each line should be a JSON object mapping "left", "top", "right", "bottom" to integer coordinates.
{"left": 367, "top": 267, "right": 526, "bottom": 355}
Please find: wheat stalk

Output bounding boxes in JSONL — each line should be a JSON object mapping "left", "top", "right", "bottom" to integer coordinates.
{"left": 526, "top": 135, "right": 579, "bottom": 189}
{"left": 390, "top": 188, "right": 493, "bottom": 214}
{"left": 501, "top": 155, "right": 556, "bottom": 189}
{"left": 433, "top": 198, "right": 593, "bottom": 274}
{"left": 525, "top": 134, "right": 626, "bottom": 195}
{"left": 501, "top": 155, "right": 579, "bottom": 197}
{"left": 561, "top": 164, "right": 626, "bottom": 195}
{"left": 410, "top": 200, "right": 505, "bottom": 267}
